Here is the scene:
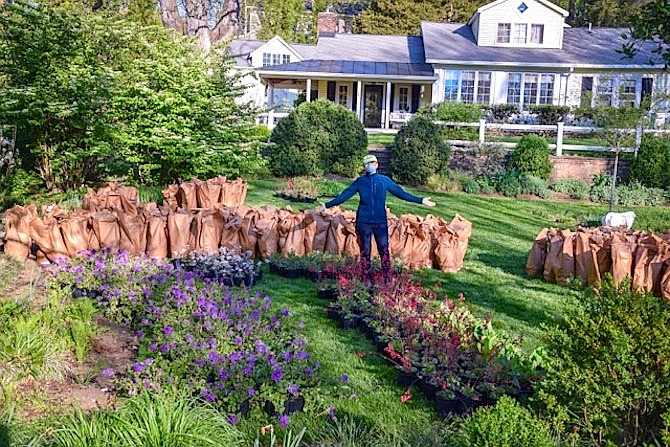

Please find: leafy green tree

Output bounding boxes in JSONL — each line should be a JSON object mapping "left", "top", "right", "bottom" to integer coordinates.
{"left": 257, "top": 0, "right": 306, "bottom": 42}
{"left": 622, "top": 0, "right": 670, "bottom": 67}
{"left": 354, "top": 0, "right": 486, "bottom": 35}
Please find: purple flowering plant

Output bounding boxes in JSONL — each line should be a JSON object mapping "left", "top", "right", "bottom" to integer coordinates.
{"left": 49, "top": 249, "right": 320, "bottom": 417}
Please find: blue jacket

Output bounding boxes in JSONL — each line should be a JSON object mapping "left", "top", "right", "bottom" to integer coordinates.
{"left": 325, "top": 173, "right": 424, "bottom": 223}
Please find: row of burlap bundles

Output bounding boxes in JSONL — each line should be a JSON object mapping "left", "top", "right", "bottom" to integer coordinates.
{"left": 81, "top": 176, "right": 247, "bottom": 213}
{"left": 3, "top": 203, "right": 471, "bottom": 273}
{"left": 526, "top": 226, "right": 670, "bottom": 299}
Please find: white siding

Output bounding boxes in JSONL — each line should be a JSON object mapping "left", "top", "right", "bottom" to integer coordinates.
{"left": 250, "top": 39, "right": 299, "bottom": 67}
{"left": 475, "top": 0, "right": 564, "bottom": 48}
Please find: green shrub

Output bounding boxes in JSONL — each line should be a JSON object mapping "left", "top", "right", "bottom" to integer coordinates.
{"left": 0, "top": 168, "right": 44, "bottom": 210}
{"left": 269, "top": 100, "right": 367, "bottom": 177}
{"left": 617, "top": 182, "right": 668, "bottom": 207}
{"left": 392, "top": 116, "right": 451, "bottom": 185}
{"left": 520, "top": 175, "right": 553, "bottom": 199}
{"left": 628, "top": 135, "right": 670, "bottom": 189}
{"left": 537, "top": 278, "right": 670, "bottom": 446}
{"left": 461, "top": 176, "right": 480, "bottom": 194}
{"left": 487, "top": 104, "right": 518, "bottom": 123}
{"left": 423, "top": 102, "right": 483, "bottom": 140}
{"left": 528, "top": 105, "right": 570, "bottom": 125}
{"left": 478, "top": 177, "right": 497, "bottom": 194}
{"left": 508, "top": 135, "right": 552, "bottom": 179}
{"left": 427, "top": 172, "right": 461, "bottom": 193}
{"left": 450, "top": 396, "right": 555, "bottom": 447}
{"left": 550, "top": 178, "right": 590, "bottom": 200}
{"left": 493, "top": 170, "right": 523, "bottom": 197}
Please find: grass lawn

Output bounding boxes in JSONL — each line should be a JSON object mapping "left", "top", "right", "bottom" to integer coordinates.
{"left": 367, "top": 133, "right": 395, "bottom": 146}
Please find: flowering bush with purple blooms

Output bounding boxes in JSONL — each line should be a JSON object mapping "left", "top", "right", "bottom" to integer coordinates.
{"left": 49, "top": 249, "right": 320, "bottom": 418}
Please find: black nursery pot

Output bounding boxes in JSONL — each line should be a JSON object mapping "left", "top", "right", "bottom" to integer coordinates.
{"left": 263, "top": 400, "right": 277, "bottom": 417}
{"left": 283, "top": 268, "right": 302, "bottom": 279}
{"left": 283, "top": 395, "right": 305, "bottom": 415}
{"left": 341, "top": 315, "right": 360, "bottom": 330}
{"left": 317, "top": 288, "right": 337, "bottom": 301}
{"left": 325, "top": 306, "right": 341, "bottom": 321}
{"left": 238, "top": 399, "right": 250, "bottom": 418}
{"left": 418, "top": 378, "right": 439, "bottom": 401}
{"left": 397, "top": 369, "right": 419, "bottom": 388}
{"left": 434, "top": 395, "right": 463, "bottom": 418}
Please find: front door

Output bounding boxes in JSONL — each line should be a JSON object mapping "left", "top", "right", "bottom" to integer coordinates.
{"left": 363, "top": 85, "right": 383, "bottom": 128}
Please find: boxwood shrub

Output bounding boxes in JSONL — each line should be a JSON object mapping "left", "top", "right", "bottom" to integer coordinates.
{"left": 268, "top": 100, "right": 367, "bottom": 177}
{"left": 508, "top": 135, "right": 552, "bottom": 180}
{"left": 628, "top": 135, "right": 670, "bottom": 189}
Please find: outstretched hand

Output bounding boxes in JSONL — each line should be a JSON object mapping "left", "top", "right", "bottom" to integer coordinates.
{"left": 313, "top": 203, "right": 326, "bottom": 213}
{"left": 422, "top": 197, "right": 436, "bottom": 207}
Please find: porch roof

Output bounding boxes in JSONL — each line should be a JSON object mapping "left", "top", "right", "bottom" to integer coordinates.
{"left": 256, "top": 59, "right": 436, "bottom": 81}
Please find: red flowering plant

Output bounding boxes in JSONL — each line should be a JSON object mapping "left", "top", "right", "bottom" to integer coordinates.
{"left": 327, "top": 259, "right": 375, "bottom": 319}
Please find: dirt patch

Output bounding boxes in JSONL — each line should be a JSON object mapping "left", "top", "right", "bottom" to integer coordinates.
{"left": 13, "top": 316, "right": 136, "bottom": 420}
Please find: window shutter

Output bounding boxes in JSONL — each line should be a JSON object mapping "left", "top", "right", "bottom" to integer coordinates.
{"left": 327, "top": 81, "right": 336, "bottom": 101}
{"left": 411, "top": 85, "right": 420, "bottom": 112}
{"left": 351, "top": 82, "right": 358, "bottom": 112}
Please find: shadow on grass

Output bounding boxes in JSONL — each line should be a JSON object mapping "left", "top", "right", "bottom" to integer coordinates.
{"left": 0, "top": 423, "right": 12, "bottom": 447}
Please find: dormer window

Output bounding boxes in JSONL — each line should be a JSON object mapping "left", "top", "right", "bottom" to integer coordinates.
{"left": 530, "top": 24, "right": 544, "bottom": 44}
{"left": 513, "top": 24, "right": 527, "bottom": 44}
{"left": 497, "top": 23, "right": 511, "bottom": 43}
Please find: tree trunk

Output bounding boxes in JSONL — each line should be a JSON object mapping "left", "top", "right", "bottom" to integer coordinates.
{"left": 609, "top": 150, "right": 619, "bottom": 212}
{"left": 159, "top": 0, "right": 184, "bottom": 32}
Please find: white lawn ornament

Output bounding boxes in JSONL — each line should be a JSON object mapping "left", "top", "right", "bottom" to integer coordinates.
{"left": 601, "top": 211, "right": 636, "bottom": 230}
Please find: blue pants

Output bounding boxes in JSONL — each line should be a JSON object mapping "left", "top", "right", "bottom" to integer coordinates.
{"left": 356, "top": 221, "right": 392, "bottom": 284}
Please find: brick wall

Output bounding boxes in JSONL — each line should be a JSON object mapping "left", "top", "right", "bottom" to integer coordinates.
{"left": 549, "top": 155, "right": 630, "bottom": 183}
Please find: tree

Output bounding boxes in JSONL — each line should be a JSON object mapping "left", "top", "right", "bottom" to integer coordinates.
{"left": 622, "top": 0, "right": 670, "bottom": 67}
{"left": 354, "top": 0, "right": 487, "bottom": 35}
{"left": 591, "top": 106, "right": 646, "bottom": 212}
{"left": 257, "top": 0, "right": 306, "bottom": 42}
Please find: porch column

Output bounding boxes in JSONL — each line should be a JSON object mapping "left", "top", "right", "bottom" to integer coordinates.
{"left": 356, "top": 80, "right": 363, "bottom": 122}
{"left": 267, "top": 84, "right": 274, "bottom": 107}
{"left": 306, "top": 79, "right": 312, "bottom": 102}
{"left": 267, "top": 84, "right": 274, "bottom": 128}
{"left": 384, "top": 81, "right": 392, "bottom": 129}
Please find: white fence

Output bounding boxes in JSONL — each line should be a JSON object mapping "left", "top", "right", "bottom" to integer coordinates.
{"left": 436, "top": 119, "right": 670, "bottom": 157}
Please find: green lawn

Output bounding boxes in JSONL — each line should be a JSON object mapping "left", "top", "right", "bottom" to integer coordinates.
{"left": 367, "top": 133, "right": 395, "bottom": 146}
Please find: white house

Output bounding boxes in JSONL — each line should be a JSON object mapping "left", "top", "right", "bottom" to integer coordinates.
{"left": 228, "top": 0, "right": 670, "bottom": 129}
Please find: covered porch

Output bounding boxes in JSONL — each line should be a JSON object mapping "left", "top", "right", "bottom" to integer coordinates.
{"left": 257, "top": 60, "right": 437, "bottom": 130}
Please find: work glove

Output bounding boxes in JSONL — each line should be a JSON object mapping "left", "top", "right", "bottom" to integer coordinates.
{"left": 422, "top": 197, "right": 436, "bottom": 207}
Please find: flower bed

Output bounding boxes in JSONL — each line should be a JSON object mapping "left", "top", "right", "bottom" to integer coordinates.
{"left": 321, "top": 258, "right": 544, "bottom": 416}
{"left": 49, "top": 249, "right": 320, "bottom": 422}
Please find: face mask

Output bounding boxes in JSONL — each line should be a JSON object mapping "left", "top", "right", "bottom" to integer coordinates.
{"left": 365, "top": 164, "right": 377, "bottom": 175}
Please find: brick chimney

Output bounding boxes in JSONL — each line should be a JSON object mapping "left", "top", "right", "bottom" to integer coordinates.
{"left": 317, "top": 9, "right": 339, "bottom": 35}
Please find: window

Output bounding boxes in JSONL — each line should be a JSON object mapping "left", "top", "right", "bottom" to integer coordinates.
{"left": 272, "top": 54, "right": 281, "bottom": 65}
{"left": 497, "top": 23, "right": 511, "bottom": 43}
{"left": 581, "top": 77, "right": 594, "bottom": 107}
{"left": 272, "top": 89, "right": 300, "bottom": 112}
{"left": 338, "top": 84, "right": 349, "bottom": 106}
{"left": 263, "top": 53, "right": 290, "bottom": 66}
{"left": 507, "top": 73, "right": 522, "bottom": 105}
{"left": 513, "top": 24, "right": 527, "bottom": 44}
{"left": 262, "top": 53, "right": 271, "bottom": 67}
{"left": 596, "top": 76, "right": 613, "bottom": 106}
{"left": 444, "top": 71, "right": 460, "bottom": 101}
{"left": 477, "top": 72, "right": 492, "bottom": 104}
{"left": 282, "top": 54, "right": 290, "bottom": 64}
{"left": 619, "top": 79, "right": 636, "bottom": 106}
{"left": 523, "top": 74, "right": 538, "bottom": 105}
{"left": 398, "top": 86, "right": 409, "bottom": 111}
{"left": 461, "top": 71, "right": 475, "bottom": 103}
{"left": 539, "top": 74, "right": 554, "bottom": 104}
{"left": 530, "top": 24, "right": 544, "bottom": 44}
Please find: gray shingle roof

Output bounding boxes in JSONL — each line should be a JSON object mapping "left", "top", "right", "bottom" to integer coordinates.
{"left": 421, "top": 22, "right": 665, "bottom": 67}
{"left": 257, "top": 59, "right": 435, "bottom": 78}
{"left": 227, "top": 39, "right": 318, "bottom": 67}
{"left": 312, "top": 34, "right": 426, "bottom": 63}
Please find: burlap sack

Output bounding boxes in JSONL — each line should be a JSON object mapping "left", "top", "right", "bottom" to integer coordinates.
{"left": 558, "top": 229, "right": 575, "bottom": 286}
{"left": 574, "top": 230, "right": 597, "bottom": 287}
{"left": 119, "top": 186, "right": 139, "bottom": 214}
{"left": 3, "top": 205, "right": 33, "bottom": 260}
{"left": 256, "top": 208, "right": 280, "bottom": 259}
{"left": 342, "top": 223, "right": 361, "bottom": 258}
{"left": 446, "top": 214, "right": 472, "bottom": 272}
{"left": 167, "top": 211, "right": 192, "bottom": 257}
{"left": 661, "top": 260, "right": 670, "bottom": 302}
{"left": 196, "top": 178, "right": 223, "bottom": 209}
{"left": 526, "top": 228, "right": 549, "bottom": 278}
{"left": 60, "top": 212, "right": 91, "bottom": 257}
{"left": 388, "top": 216, "right": 407, "bottom": 260}
{"left": 118, "top": 213, "right": 147, "bottom": 256}
{"left": 103, "top": 184, "right": 123, "bottom": 210}
{"left": 408, "top": 218, "right": 433, "bottom": 269}
{"left": 29, "top": 218, "right": 69, "bottom": 262}
{"left": 198, "top": 209, "right": 224, "bottom": 255}
{"left": 433, "top": 229, "right": 458, "bottom": 273}
{"left": 239, "top": 207, "right": 259, "bottom": 256}
{"left": 146, "top": 214, "right": 169, "bottom": 259}
{"left": 611, "top": 234, "right": 635, "bottom": 285}
{"left": 92, "top": 210, "right": 121, "bottom": 251}
{"left": 82, "top": 188, "right": 100, "bottom": 211}
{"left": 303, "top": 212, "right": 316, "bottom": 254}
{"left": 223, "top": 179, "right": 248, "bottom": 207}
{"left": 162, "top": 184, "right": 179, "bottom": 211}
{"left": 278, "top": 209, "right": 306, "bottom": 256}
{"left": 648, "top": 243, "right": 668, "bottom": 297}
{"left": 325, "top": 215, "right": 346, "bottom": 256}
{"left": 42, "top": 204, "right": 68, "bottom": 222}
{"left": 221, "top": 208, "right": 244, "bottom": 250}
{"left": 311, "top": 211, "right": 332, "bottom": 253}
{"left": 590, "top": 232, "right": 612, "bottom": 287}
{"left": 178, "top": 181, "right": 198, "bottom": 210}
{"left": 543, "top": 229, "right": 562, "bottom": 283}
